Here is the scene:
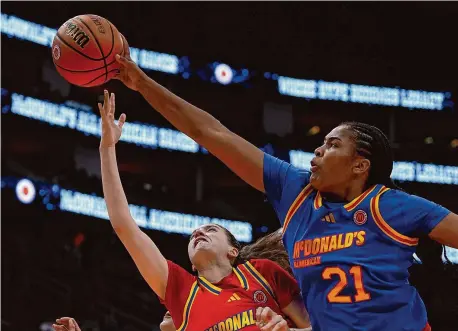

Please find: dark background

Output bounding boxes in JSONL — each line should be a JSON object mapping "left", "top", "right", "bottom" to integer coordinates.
{"left": 2, "top": 2, "right": 458, "bottom": 331}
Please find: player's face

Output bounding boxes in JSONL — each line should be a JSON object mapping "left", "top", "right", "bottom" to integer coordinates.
{"left": 160, "top": 311, "right": 176, "bottom": 331}
{"left": 188, "top": 225, "right": 234, "bottom": 266}
{"left": 310, "top": 125, "right": 364, "bottom": 192}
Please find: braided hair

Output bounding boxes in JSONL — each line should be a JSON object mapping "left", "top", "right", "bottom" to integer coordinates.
{"left": 341, "top": 121, "right": 398, "bottom": 189}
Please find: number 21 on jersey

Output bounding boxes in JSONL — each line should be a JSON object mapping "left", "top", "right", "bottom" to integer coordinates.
{"left": 322, "top": 265, "right": 371, "bottom": 303}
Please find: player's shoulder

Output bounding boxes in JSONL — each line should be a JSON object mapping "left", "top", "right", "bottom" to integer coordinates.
{"left": 378, "top": 188, "right": 435, "bottom": 212}
{"left": 247, "top": 258, "right": 283, "bottom": 271}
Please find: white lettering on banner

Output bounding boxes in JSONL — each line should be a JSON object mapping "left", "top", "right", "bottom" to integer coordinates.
{"left": 278, "top": 77, "right": 317, "bottom": 99}
{"left": 318, "top": 81, "right": 349, "bottom": 102}
{"left": 158, "top": 128, "right": 199, "bottom": 153}
{"left": 59, "top": 189, "right": 252, "bottom": 242}
{"left": 8, "top": 93, "right": 198, "bottom": 153}
{"left": 277, "top": 76, "right": 448, "bottom": 110}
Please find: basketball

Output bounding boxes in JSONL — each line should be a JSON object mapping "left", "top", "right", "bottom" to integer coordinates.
{"left": 51, "top": 14, "right": 124, "bottom": 87}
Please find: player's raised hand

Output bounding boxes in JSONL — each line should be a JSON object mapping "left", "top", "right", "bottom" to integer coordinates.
{"left": 98, "top": 90, "right": 126, "bottom": 148}
{"left": 52, "top": 317, "right": 81, "bottom": 331}
{"left": 114, "top": 33, "right": 148, "bottom": 91}
{"left": 256, "top": 307, "right": 289, "bottom": 331}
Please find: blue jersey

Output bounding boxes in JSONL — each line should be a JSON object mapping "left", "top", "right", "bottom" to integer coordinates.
{"left": 263, "top": 154, "right": 450, "bottom": 331}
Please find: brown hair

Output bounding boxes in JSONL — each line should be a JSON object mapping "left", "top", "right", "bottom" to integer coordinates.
{"left": 217, "top": 225, "right": 292, "bottom": 275}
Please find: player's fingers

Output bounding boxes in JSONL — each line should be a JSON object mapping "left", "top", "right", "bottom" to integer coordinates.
{"left": 110, "top": 93, "right": 115, "bottom": 115}
{"left": 119, "top": 33, "right": 131, "bottom": 57}
{"left": 69, "top": 318, "right": 78, "bottom": 331}
{"left": 261, "top": 315, "right": 282, "bottom": 331}
{"left": 115, "top": 54, "right": 128, "bottom": 65}
{"left": 97, "top": 103, "right": 104, "bottom": 118}
{"left": 118, "top": 113, "right": 126, "bottom": 129}
{"left": 52, "top": 324, "right": 64, "bottom": 331}
{"left": 56, "top": 317, "right": 72, "bottom": 324}
{"left": 271, "top": 319, "right": 288, "bottom": 331}
{"left": 260, "top": 307, "right": 273, "bottom": 323}
{"left": 255, "top": 307, "right": 263, "bottom": 323}
{"left": 103, "top": 90, "right": 110, "bottom": 113}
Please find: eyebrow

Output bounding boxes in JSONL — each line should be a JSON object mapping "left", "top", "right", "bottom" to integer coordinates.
{"left": 324, "top": 136, "right": 342, "bottom": 143}
{"left": 190, "top": 225, "right": 218, "bottom": 238}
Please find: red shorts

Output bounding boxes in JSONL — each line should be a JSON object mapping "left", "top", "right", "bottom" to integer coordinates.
{"left": 423, "top": 323, "right": 431, "bottom": 331}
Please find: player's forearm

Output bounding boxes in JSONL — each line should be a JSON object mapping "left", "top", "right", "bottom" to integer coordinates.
{"left": 137, "top": 75, "right": 225, "bottom": 142}
{"left": 100, "top": 146, "right": 137, "bottom": 235}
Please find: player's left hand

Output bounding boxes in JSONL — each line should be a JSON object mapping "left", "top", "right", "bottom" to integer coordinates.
{"left": 98, "top": 90, "right": 126, "bottom": 148}
{"left": 256, "top": 307, "right": 289, "bottom": 331}
{"left": 52, "top": 317, "right": 81, "bottom": 331}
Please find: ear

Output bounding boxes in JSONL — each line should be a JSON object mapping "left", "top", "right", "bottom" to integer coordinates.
{"left": 353, "top": 157, "right": 371, "bottom": 175}
{"left": 227, "top": 247, "right": 239, "bottom": 261}
{"left": 192, "top": 265, "right": 197, "bottom": 272}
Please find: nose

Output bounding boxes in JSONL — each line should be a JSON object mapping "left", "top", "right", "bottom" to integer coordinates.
{"left": 314, "top": 145, "right": 324, "bottom": 157}
{"left": 193, "top": 228, "right": 205, "bottom": 239}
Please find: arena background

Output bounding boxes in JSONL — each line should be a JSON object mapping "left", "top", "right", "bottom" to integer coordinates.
{"left": 1, "top": 2, "right": 458, "bottom": 331}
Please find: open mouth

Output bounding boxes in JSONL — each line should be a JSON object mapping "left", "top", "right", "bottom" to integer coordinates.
{"left": 193, "top": 236, "right": 209, "bottom": 248}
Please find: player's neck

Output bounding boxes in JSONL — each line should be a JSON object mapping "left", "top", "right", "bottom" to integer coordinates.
{"left": 322, "top": 181, "right": 366, "bottom": 203}
{"left": 197, "top": 262, "right": 233, "bottom": 283}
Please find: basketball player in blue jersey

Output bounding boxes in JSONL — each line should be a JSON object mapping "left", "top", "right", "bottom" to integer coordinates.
{"left": 113, "top": 35, "right": 458, "bottom": 331}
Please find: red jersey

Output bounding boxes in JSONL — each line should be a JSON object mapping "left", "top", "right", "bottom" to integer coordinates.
{"left": 160, "top": 259, "right": 300, "bottom": 331}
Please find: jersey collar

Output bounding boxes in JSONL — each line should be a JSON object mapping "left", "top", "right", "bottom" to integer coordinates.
{"left": 313, "top": 184, "right": 378, "bottom": 211}
{"left": 198, "top": 265, "right": 249, "bottom": 295}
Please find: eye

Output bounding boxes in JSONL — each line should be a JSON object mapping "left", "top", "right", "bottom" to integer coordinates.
{"left": 207, "top": 227, "right": 216, "bottom": 232}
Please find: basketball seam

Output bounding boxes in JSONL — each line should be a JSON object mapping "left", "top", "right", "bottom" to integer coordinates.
{"left": 104, "top": 20, "right": 116, "bottom": 58}
{"left": 55, "top": 32, "right": 104, "bottom": 61}
{"left": 75, "top": 17, "right": 108, "bottom": 83}
{"left": 83, "top": 68, "right": 119, "bottom": 87}
{"left": 54, "top": 57, "right": 117, "bottom": 73}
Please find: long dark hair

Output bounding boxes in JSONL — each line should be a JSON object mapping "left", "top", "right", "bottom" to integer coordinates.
{"left": 217, "top": 226, "right": 292, "bottom": 275}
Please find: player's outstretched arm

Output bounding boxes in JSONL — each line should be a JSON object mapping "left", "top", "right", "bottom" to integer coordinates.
{"left": 114, "top": 35, "right": 265, "bottom": 192}
{"left": 429, "top": 212, "right": 458, "bottom": 249}
{"left": 99, "top": 90, "right": 168, "bottom": 299}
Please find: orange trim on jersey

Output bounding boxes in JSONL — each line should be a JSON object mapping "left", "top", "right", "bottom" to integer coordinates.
{"left": 313, "top": 191, "right": 323, "bottom": 210}
{"left": 370, "top": 187, "right": 419, "bottom": 246}
{"left": 283, "top": 184, "right": 313, "bottom": 234}
{"left": 344, "top": 185, "right": 377, "bottom": 212}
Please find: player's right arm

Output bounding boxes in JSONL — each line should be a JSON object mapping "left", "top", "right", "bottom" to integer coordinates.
{"left": 98, "top": 90, "right": 168, "bottom": 299}
{"left": 114, "top": 35, "right": 265, "bottom": 192}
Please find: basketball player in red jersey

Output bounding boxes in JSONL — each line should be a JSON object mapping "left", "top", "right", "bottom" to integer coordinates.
{"left": 95, "top": 91, "right": 311, "bottom": 331}
{"left": 54, "top": 231, "right": 311, "bottom": 331}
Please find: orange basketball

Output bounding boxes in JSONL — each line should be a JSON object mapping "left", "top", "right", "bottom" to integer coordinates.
{"left": 51, "top": 14, "right": 124, "bottom": 87}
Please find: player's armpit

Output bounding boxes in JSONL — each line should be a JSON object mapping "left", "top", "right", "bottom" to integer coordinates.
{"left": 281, "top": 296, "right": 311, "bottom": 329}
{"left": 429, "top": 212, "right": 458, "bottom": 249}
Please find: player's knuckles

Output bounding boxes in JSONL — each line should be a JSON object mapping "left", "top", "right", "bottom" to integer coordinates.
{"left": 260, "top": 307, "right": 273, "bottom": 320}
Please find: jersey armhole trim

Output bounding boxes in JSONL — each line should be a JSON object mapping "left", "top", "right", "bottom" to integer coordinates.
{"left": 282, "top": 184, "right": 313, "bottom": 235}
{"left": 177, "top": 281, "right": 199, "bottom": 331}
{"left": 243, "top": 261, "right": 276, "bottom": 299}
{"left": 370, "top": 186, "right": 419, "bottom": 246}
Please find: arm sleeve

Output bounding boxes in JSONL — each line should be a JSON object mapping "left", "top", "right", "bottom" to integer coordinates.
{"left": 252, "top": 259, "right": 301, "bottom": 309}
{"left": 380, "top": 190, "right": 451, "bottom": 237}
{"left": 263, "top": 153, "right": 310, "bottom": 225}
{"left": 159, "top": 260, "right": 196, "bottom": 328}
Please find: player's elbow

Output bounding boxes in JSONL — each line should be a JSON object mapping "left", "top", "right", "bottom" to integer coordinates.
{"left": 195, "top": 121, "right": 229, "bottom": 145}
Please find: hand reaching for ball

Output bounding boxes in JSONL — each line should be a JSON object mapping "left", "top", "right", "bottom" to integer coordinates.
{"left": 114, "top": 34, "right": 148, "bottom": 91}
{"left": 98, "top": 90, "right": 126, "bottom": 148}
